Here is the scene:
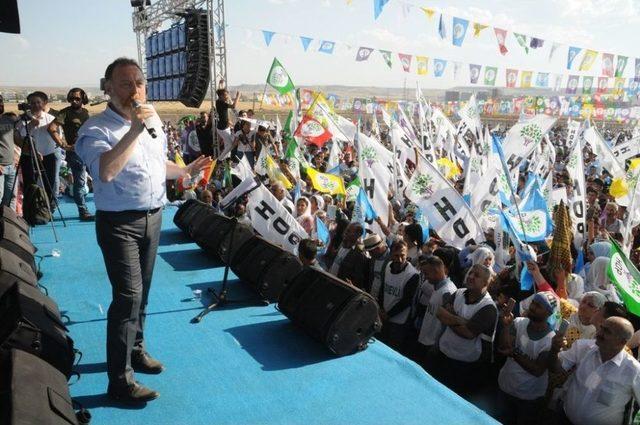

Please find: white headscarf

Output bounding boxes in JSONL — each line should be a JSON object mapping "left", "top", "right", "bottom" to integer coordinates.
{"left": 471, "top": 246, "right": 495, "bottom": 268}
{"left": 586, "top": 257, "right": 621, "bottom": 302}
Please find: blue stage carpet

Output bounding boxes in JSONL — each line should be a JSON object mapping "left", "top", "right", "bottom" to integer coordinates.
{"left": 30, "top": 196, "right": 498, "bottom": 425}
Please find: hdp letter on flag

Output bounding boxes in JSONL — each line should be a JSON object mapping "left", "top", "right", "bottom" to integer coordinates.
{"left": 266, "top": 58, "right": 294, "bottom": 95}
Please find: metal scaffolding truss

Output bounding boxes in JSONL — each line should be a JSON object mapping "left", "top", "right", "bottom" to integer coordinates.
{"left": 131, "top": 0, "right": 227, "bottom": 105}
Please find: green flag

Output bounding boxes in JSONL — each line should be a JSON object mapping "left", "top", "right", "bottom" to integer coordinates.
{"left": 283, "top": 110, "right": 294, "bottom": 138}
{"left": 607, "top": 238, "right": 640, "bottom": 316}
{"left": 266, "top": 58, "right": 295, "bottom": 95}
{"left": 346, "top": 177, "right": 361, "bottom": 202}
{"left": 284, "top": 136, "right": 298, "bottom": 159}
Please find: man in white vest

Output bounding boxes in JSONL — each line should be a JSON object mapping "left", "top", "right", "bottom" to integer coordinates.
{"left": 497, "top": 291, "right": 557, "bottom": 425}
{"left": 377, "top": 240, "right": 419, "bottom": 354}
{"left": 435, "top": 264, "right": 498, "bottom": 397}
{"left": 415, "top": 255, "right": 457, "bottom": 371}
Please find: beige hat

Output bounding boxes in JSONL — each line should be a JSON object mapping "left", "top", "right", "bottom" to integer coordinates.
{"left": 363, "top": 234, "right": 383, "bottom": 251}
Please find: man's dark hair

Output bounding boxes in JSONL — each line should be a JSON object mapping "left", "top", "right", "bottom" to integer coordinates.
{"left": 391, "top": 239, "right": 408, "bottom": 251}
{"left": 216, "top": 88, "right": 226, "bottom": 98}
{"left": 299, "top": 239, "right": 318, "bottom": 261}
{"left": 104, "top": 57, "right": 142, "bottom": 81}
{"left": 602, "top": 301, "right": 628, "bottom": 320}
{"left": 419, "top": 254, "right": 444, "bottom": 269}
{"left": 67, "top": 88, "right": 89, "bottom": 105}
{"left": 27, "top": 91, "right": 48, "bottom": 103}
{"left": 404, "top": 223, "right": 424, "bottom": 246}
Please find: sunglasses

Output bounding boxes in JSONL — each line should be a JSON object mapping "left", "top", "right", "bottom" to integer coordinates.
{"left": 70, "top": 97, "right": 82, "bottom": 101}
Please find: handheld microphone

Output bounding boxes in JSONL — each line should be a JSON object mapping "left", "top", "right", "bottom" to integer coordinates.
{"left": 131, "top": 100, "right": 161, "bottom": 138}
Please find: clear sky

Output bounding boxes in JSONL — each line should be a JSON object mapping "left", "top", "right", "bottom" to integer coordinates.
{"left": 1, "top": 0, "right": 639, "bottom": 89}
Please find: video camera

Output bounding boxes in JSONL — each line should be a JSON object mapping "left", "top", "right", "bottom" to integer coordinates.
{"left": 17, "top": 102, "right": 33, "bottom": 120}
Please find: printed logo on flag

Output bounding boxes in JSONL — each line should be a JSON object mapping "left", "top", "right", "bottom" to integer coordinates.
{"left": 484, "top": 67, "right": 497, "bottom": 85}
{"left": 520, "top": 123, "right": 543, "bottom": 147}
{"left": 513, "top": 211, "right": 546, "bottom": 239}
{"left": 269, "top": 66, "right": 289, "bottom": 88}
{"left": 356, "top": 47, "right": 373, "bottom": 62}
{"left": 317, "top": 174, "right": 338, "bottom": 192}
{"left": 360, "top": 146, "right": 378, "bottom": 167}
{"left": 411, "top": 173, "right": 435, "bottom": 199}
{"left": 300, "top": 120, "right": 326, "bottom": 137}
{"left": 610, "top": 253, "right": 640, "bottom": 302}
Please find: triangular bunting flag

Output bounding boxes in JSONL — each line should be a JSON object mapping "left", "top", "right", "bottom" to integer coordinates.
{"left": 262, "top": 30, "right": 275, "bottom": 46}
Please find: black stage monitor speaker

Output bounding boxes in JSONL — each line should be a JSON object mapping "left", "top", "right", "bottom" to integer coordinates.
{"left": 173, "top": 199, "right": 201, "bottom": 231}
{"left": 278, "top": 267, "right": 382, "bottom": 356}
{"left": 192, "top": 214, "right": 254, "bottom": 262}
{"left": 230, "top": 236, "right": 303, "bottom": 302}
{"left": 0, "top": 206, "right": 30, "bottom": 234}
{"left": 0, "top": 282, "right": 75, "bottom": 378}
{"left": 0, "top": 349, "right": 79, "bottom": 425}
{"left": 0, "top": 246, "right": 38, "bottom": 299}
{"left": 0, "top": 215, "right": 36, "bottom": 272}
{"left": 174, "top": 200, "right": 210, "bottom": 235}
{"left": 178, "top": 9, "right": 210, "bottom": 108}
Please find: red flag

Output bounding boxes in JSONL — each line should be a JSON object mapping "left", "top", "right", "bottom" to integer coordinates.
{"left": 494, "top": 28, "right": 508, "bottom": 56}
{"left": 597, "top": 77, "right": 609, "bottom": 94}
{"left": 398, "top": 53, "right": 412, "bottom": 72}
{"left": 294, "top": 115, "right": 332, "bottom": 147}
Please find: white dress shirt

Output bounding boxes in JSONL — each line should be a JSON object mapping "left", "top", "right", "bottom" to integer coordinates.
{"left": 559, "top": 339, "right": 640, "bottom": 425}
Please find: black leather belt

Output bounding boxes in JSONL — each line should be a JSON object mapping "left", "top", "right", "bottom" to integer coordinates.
{"left": 97, "top": 207, "right": 162, "bottom": 216}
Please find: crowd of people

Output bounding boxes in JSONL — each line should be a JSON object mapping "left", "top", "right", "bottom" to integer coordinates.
{"left": 2, "top": 70, "right": 640, "bottom": 423}
{"left": 169, "top": 100, "right": 640, "bottom": 425}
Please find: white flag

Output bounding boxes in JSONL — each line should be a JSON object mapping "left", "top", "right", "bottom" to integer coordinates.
{"left": 358, "top": 132, "right": 393, "bottom": 236}
{"left": 612, "top": 137, "right": 640, "bottom": 163}
{"left": 501, "top": 114, "right": 557, "bottom": 170}
{"left": 407, "top": 152, "right": 485, "bottom": 249}
{"left": 584, "top": 126, "right": 629, "bottom": 205}
{"left": 247, "top": 184, "right": 308, "bottom": 254}
{"left": 565, "top": 139, "right": 587, "bottom": 247}
{"left": 457, "top": 94, "right": 482, "bottom": 138}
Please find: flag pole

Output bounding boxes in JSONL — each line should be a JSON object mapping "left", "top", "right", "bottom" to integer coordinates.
{"left": 258, "top": 83, "right": 268, "bottom": 111}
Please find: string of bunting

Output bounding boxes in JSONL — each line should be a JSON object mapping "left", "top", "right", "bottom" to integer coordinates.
{"left": 369, "top": 0, "right": 640, "bottom": 78}
{"left": 237, "top": 24, "right": 640, "bottom": 95}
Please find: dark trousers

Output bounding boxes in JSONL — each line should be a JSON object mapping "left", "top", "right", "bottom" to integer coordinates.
{"left": 96, "top": 208, "right": 162, "bottom": 387}
{"left": 41, "top": 152, "right": 61, "bottom": 208}
{"left": 66, "top": 151, "right": 88, "bottom": 214}
{"left": 497, "top": 390, "right": 545, "bottom": 425}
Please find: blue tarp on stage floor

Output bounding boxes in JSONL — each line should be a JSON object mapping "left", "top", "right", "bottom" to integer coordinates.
{"left": 29, "top": 196, "right": 498, "bottom": 425}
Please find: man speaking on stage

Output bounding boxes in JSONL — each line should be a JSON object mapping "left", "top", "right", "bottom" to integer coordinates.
{"left": 76, "top": 57, "right": 211, "bottom": 404}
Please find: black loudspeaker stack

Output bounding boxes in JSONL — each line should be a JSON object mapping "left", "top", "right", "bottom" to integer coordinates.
{"left": 278, "top": 268, "right": 382, "bottom": 356}
{"left": 178, "top": 9, "right": 211, "bottom": 108}
{"left": 174, "top": 200, "right": 302, "bottom": 302}
{"left": 0, "top": 206, "right": 37, "bottom": 298}
{"left": 0, "top": 206, "right": 80, "bottom": 424}
{"left": 174, "top": 201, "right": 381, "bottom": 356}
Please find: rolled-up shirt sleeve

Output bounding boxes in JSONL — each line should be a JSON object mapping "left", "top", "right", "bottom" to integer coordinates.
{"left": 75, "top": 128, "right": 111, "bottom": 180}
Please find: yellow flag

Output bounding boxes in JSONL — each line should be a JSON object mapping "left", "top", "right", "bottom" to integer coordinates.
{"left": 579, "top": 50, "right": 598, "bottom": 71}
{"left": 436, "top": 158, "right": 461, "bottom": 179}
{"left": 610, "top": 177, "right": 629, "bottom": 198}
{"left": 416, "top": 56, "right": 429, "bottom": 75}
{"left": 306, "top": 167, "right": 346, "bottom": 195}
{"left": 421, "top": 7, "right": 435, "bottom": 19}
{"left": 472, "top": 23, "right": 488, "bottom": 37}
{"left": 266, "top": 154, "right": 292, "bottom": 189}
{"left": 521, "top": 71, "right": 533, "bottom": 88}
{"left": 174, "top": 151, "right": 186, "bottom": 168}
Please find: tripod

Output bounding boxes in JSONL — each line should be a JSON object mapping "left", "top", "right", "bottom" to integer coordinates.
{"left": 191, "top": 183, "right": 268, "bottom": 324}
{"left": 12, "top": 113, "right": 67, "bottom": 240}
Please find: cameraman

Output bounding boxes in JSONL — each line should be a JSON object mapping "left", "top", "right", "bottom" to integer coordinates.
{"left": 16, "top": 91, "right": 65, "bottom": 209}
{"left": 47, "top": 88, "right": 94, "bottom": 221}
